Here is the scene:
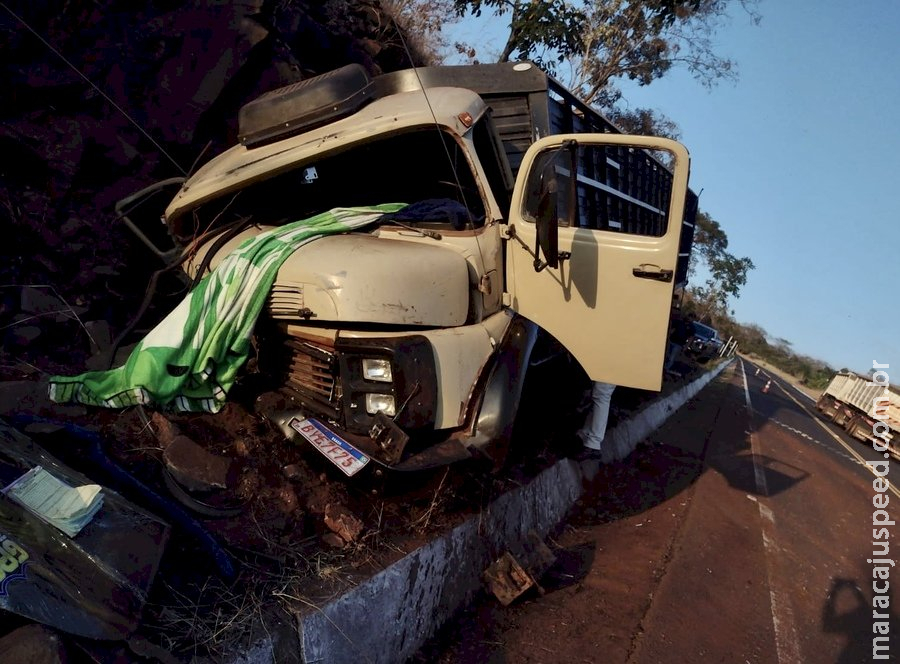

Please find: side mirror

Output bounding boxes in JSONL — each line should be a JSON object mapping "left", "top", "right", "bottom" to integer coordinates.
{"left": 535, "top": 184, "right": 559, "bottom": 270}
{"left": 533, "top": 141, "right": 577, "bottom": 272}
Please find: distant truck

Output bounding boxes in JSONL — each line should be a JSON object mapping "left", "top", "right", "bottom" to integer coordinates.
{"left": 127, "top": 61, "right": 697, "bottom": 478}
{"left": 816, "top": 371, "right": 900, "bottom": 460}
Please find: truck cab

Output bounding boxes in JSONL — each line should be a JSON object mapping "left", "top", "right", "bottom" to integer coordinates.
{"left": 149, "top": 62, "right": 693, "bottom": 477}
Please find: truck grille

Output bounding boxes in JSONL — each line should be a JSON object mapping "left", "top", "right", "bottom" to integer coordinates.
{"left": 268, "top": 284, "right": 304, "bottom": 318}
{"left": 281, "top": 337, "right": 341, "bottom": 418}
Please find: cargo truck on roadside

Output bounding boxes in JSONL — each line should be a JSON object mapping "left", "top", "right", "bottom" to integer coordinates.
{"left": 816, "top": 371, "right": 900, "bottom": 460}
{"left": 123, "top": 61, "right": 698, "bottom": 478}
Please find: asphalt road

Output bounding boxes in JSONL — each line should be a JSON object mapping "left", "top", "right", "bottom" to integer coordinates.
{"left": 415, "top": 360, "right": 899, "bottom": 663}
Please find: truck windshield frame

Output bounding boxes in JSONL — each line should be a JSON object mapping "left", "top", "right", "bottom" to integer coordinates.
{"left": 170, "top": 126, "right": 488, "bottom": 242}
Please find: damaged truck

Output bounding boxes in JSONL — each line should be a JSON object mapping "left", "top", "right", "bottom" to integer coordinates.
{"left": 123, "top": 61, "right": 697, "bottom": 478}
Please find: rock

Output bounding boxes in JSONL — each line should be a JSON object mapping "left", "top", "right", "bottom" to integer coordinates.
{"left": 324, "top": 503, "right": 363, "bottom": 544}
{"left": 322, "top": 533, "right": 346, "bottom": 549}
{"left": 0, "top": 624, "right": 67, "bottom": 664}
{"left": 283, "top": 463, "right": 303, "bottom": 480}
{"left": 276, "top": 485, "right": 299, "bottom": 514}
{"left": 237, "top": 469, "right": 262, "bottom": 499}
{"left": 233, "top": 438, "right": 257, "bottom": 457}
{"left": 59, "top": 217, "right": 86, "bottom": 237}
{"left": 149, "top": 411, "right": 180, "bottom": 448}
{"left": 8, "top": 325, "right": 41, "bottom": 346}
{"left": 0, "top": 379, "right": 86, "bottom": 418}
{"left": 84, "top": 320, "right": 112, "bottom": 355}
{"left": 85, "top": 342, "right": 137, "bottom": 371}
{"left": 163, "top": 434, "right": 233, "bottom": 493}
{"left": 20, "top": 286, "right": 86, "bottom": 321}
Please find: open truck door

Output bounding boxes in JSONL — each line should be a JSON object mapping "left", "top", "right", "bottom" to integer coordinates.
{"left": 506, "top": 134, "right": 690, "bottom": 391}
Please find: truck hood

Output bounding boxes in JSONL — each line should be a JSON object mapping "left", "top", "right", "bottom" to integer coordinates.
{"left": 189, "top": 230, "right": 471, "bottom": 326}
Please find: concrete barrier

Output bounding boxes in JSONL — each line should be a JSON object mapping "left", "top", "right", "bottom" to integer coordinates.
{"left": 249, "top": 359, "right": 733, "bottom": 663}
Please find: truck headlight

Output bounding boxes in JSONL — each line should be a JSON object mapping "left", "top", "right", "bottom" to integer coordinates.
{"left": 365, "top": 393, "right": 396, "bottom": 416}
{"left": 362, "top": 358, "right": 393, "bottom": 383}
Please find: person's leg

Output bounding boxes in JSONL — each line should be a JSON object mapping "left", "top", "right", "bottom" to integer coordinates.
{"left": 578, "top": 381, "right": 616, "bottom": 451}
{"left": 664, "top": 342, "right": 682, "bottom": 371}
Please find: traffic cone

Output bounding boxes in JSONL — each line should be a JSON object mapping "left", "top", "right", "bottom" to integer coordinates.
{"left": 762, "top": 380, "right": 771, "bottom": 394}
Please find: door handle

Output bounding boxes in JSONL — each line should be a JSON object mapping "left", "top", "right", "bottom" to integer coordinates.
{"left": 632, "top": 264, "right": 674, "bottom": 282}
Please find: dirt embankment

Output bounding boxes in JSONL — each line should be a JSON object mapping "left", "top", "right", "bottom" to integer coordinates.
{"left": 1, "top": 0, "right": 420, "bottom": 381}
{"left": 0, "top": 3, "right": 434, "bottom": 659}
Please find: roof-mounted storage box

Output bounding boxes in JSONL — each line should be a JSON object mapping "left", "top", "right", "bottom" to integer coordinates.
{"left": 238, "top": 64, "right": 376, "bottom": 148}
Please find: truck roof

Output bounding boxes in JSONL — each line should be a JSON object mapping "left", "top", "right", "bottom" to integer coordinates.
{"left": 166, "top": 87, "right": 487, "bottom": 222}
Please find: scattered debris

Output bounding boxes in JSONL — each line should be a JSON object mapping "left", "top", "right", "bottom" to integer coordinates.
{"left": 283, "top": 463, "right": 303, "bottom": 481}
{"left": 518, "top": 531, "right": 556, "bottom": 579}
{"left": 324, "top": 503, "right": 364, "bottom": 545}
{"left": 20, "top": 286, "right": 87, "bottom": 322}
{"left": 84, "top": 319, "right": 112, "bottom": 355}
{"left": 0, "top": 422, "right": 169, "bottom": 639}
{"left": 322, "top": 533, "right": 347, "bottom": 549}
{"left": 484, "top": 532, "right": 556, "bottom": 606}
{"left": 162, "top": 435, "right": 233, "bottom": 493}
{"left": 484, "top": 552, "right": 538, "bottom": 606}
{"left": 151, "top": 412, "right": 233, "bottom": 492}
{"left": 0, "top": 380, "right": 86, "bottom": 420}
{"left": 275, "top": 484, "right": 300, "bottom": 514}
{"left": 8, "top": 324, "right": 41, "bottom": 346}
{"left": 0, "top": 624, "right": 67, "bottom": 664}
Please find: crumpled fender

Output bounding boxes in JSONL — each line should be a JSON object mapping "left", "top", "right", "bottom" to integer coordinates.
{"left": 464, "top": 315, "right": 539, "bottom": 467}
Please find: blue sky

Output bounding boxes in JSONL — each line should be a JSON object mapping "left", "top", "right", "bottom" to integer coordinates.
{"left": 444, "top": 1, "right": 899, "bottom": 375}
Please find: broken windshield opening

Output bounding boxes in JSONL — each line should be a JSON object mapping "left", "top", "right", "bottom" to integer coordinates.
{"left": 172, "top": 128, "right": 486, "bottom": 242}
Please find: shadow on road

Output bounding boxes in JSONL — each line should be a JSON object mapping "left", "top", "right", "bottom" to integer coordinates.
{"left": 569, "top": 365, "right": 809, "bottom": 528}
{"left": 708, "top": 451, "right": 810, "bottom": 497}
{"left": 822, "top": 577, "right": 898, "bottom": 664}
{"left": 568, "top": 442, "right": 704, "bottom": 527}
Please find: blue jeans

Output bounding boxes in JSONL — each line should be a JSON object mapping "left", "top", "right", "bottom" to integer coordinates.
{"left": 578, "top": 381, "right": 616, "bottom": 451}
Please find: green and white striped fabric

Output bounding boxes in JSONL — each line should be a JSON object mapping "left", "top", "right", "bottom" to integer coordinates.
{"left": 49, "top": 204, "right": 405, "bottom": 413}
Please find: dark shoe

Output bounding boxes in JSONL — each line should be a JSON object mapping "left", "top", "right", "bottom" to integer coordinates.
{"left": 561, "top": 435, "right": 585, "bottom": 459}
{"left": 575, "top": 446, "right": 604, "bottom": 461}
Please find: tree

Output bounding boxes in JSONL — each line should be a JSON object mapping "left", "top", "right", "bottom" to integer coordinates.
{"left": 453, "top": 0, "right": 586, "bottom": 69}
{"left": 453, "top": 0, "right": 759, "bottom": 107}
{"left": 605, "top": 106, "right": 681, "bottom": 139}
{"left": 569, "top": 0, "right": 758, "bottom": 107}
{"left": 381, "top": 0, "right": 462, "bottom": 64}
{"left": 691, "top": 209, "right": 728, "bottom": 270}
{"left": 689, "top": 210, "right": 754, "bottom": 319}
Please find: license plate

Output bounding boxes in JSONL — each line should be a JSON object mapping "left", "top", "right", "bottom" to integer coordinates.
{"left": 289, "top": 417, "right": 370, "bottom": 477}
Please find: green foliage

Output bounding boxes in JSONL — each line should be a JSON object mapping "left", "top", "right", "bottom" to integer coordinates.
{"left": 685, "top": 298, "right": 835, "bottom": 390}
{"left": 691, "top": 210, "right": 728, "bottom": 268}
{"left": 453, "top": 0, "right": 759, "bottom": 106}
{"left": 605, "top": 107, "right": 681, "bottom": 139}
{"left": 688, "top": 209, "right": 754, "bottom": 319}
{"left": 453, "top": 0, "right": 586, "bottom": 69}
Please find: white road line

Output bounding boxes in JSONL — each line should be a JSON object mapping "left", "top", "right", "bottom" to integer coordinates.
{"left": 770, "top": 377, "right": 900, "bottom": 501}
{"left": 770, "top": 419, "right": 862, "bottom": 465}
{"left": 744, "top": 360, "right": 815, "bottom": 402}
{"left": 739, "top": 359, "right": 801, "bottom": 664}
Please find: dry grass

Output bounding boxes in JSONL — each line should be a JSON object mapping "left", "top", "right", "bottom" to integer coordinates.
{"left": 409, "top": 468, "right": 450, "bottom": 532}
